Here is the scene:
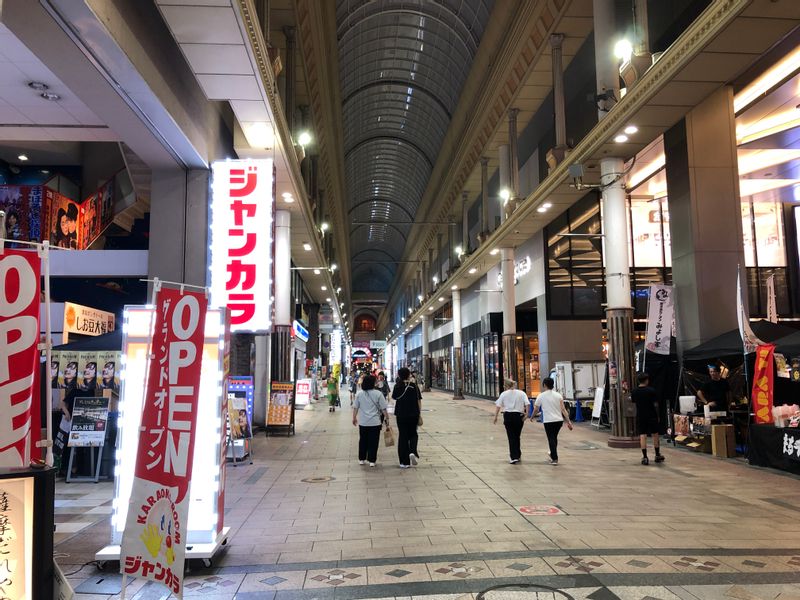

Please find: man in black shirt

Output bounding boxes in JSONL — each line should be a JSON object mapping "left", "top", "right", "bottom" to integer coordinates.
{"left": 632, "top": 373, "right": 663, "bottom": 465}
{"left": 698, "top": 366, "right": 731, "bottom": 413}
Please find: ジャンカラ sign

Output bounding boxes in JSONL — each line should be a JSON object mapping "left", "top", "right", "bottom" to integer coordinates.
{"left": 0, "top": 250, "right": 41, "bottom": 468}
{"left": 210, "top": 159, "right": 275, "bottom": 333}
{"left": 120, "top": 287, "right": 208, "bottom": 595}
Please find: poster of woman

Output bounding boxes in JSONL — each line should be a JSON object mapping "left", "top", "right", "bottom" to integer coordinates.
{"left": 60, "top": 352, "right": 79, "bottom": 391}
{"left": 97, "top": 351, "right": 120, "bottom": 392}
{"left": 78, "top": 352, "right": 98, "bottom": 392}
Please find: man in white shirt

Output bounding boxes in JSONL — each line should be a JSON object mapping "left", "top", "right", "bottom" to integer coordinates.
{"left": 494, "top": 378, "right": 530, "bottom": 464}
{"left": 532, "top": 377, "right": 572, "bottom": 465}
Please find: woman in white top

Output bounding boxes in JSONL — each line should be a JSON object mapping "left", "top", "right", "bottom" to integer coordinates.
{"left": 532, "top": 377, "right": 572, "bottom": 465}
{"left": 493, "top": 378, "right": 530, "bottom": 464}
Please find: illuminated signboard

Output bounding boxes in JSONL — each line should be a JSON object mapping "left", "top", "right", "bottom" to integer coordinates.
{"left": 292, "top": 320, "right": 309, "bottom": 343}
{"left": 62, "top": 302, "right": 115, "bottom": 340}
{"left": 210, "top": 159, "right": 274, "bottom": 333}
{"left": 0, "top": 477, "right": 33, "bottom": 599}
{"left": 109, "top": 306, "right": 226, "bottom": 545}
{"left": 497, "top": 255, "right": 532, "bottom": 286}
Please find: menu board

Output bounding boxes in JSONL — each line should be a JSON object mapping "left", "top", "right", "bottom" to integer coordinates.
{"left": 67, "top": 397, "right": 109, "bottom": 447}
{"left": 267, "top": 382, "right": 295, "bottom": 427}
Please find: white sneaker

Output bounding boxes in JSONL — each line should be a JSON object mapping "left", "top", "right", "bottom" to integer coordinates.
{"left": 359, "top": 460, "right": 366, "bottom": 465}
{"left": 399, "top": 464, "right": 410, "bottom": 469}
{"left": 369, "top": 462, "right": 376, "bottom": 467}
{"left": 409, "top": 453, "right": 418, "bottom": 466}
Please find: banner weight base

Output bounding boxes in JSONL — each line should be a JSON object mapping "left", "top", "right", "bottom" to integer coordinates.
{"left": 96, "top": 527, "right": 230, "bottom": 568}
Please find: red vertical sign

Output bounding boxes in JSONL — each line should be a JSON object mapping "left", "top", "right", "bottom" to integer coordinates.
{"left": 0, "top": 250, "right": 41, "bottom": 467}
{"left": 120, "top": 287, "right": 207, "bottom": 595}
{"left": 752, "top": 344, "right": 775, "bottom": 424}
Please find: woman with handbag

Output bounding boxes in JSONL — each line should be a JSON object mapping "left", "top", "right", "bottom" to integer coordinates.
{"left": 392, "top": 367, "right": 423, "bottom": 468}
{"left": 352, "top": 374, "right": 390, "bottom": 467}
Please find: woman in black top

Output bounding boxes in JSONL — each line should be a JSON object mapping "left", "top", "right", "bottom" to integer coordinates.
{"left": 392, "top": 367, "right": 422, "bottom": 468}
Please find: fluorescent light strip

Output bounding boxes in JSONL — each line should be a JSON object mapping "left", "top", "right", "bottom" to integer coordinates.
{"left": 734, "top": 45, "right": 800, "bottom": 113}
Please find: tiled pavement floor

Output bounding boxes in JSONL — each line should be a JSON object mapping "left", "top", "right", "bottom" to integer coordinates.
{"left": 55, "top": 389, "right": 800, "bottom": 600}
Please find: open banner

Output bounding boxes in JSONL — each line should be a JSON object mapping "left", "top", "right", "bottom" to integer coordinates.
{"left": 752, "top": 344, "right": 775, "bottom": 424}
{"left": 120, "top": 287, "right": 208, "bottom": 595}
{"left": 0, "top": 249, "right": 41, "bottom": 467}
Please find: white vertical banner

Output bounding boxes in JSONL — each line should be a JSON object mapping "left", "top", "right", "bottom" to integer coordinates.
{"left": 644, "top": 284, "right": 674, "bottom": 355}
{"left": 737, "top": 265, "right": 765, "bottom": 353}
{"left": 766, "top": 274, "right": 778, "bottom": 323}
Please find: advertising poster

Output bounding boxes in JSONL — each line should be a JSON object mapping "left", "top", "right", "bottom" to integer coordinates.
{"left": 59, "top": 351, "right": 80, "bottom": 392}
{"left": 268, "top": 382, "right": 295, "bottom": 427}
{"left": 80, "top": 179, "right": 114, "bottom": 249}
{"left": 0, "top": 250, "right": 41, "bottom": 468}
{"left": 295, "top": 379, "right": 312, "bottom": 407}
{"left": 68, "top": 397, "right": 109, "bottom": 447}
{"left": 78, "top": 351, "right": 98, "bottom": 393}
{"left": 50, "top": 354, "right": 61, "bottom": 390}
{"left": 120, "top": 288, "right": 208, "bottom": 596}
{"left": 0, "top": 477, "right": 34, "bottom": 599}
{"left": 45, "top": 188, "right": 81, "bottom": 249}
{"left": 0, "top": 185, "right": 43, "bottom": 245}
{"left": 752, "top": 344, "right": 775, "bottom": 424}
{"left": 227, "top": 393, "right": 251, "bottom": 440}
{"left": 97, "top": 351, "right": 120, "bottom": 393}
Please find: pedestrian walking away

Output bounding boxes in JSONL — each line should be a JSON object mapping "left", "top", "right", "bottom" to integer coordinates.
{"left": 493, "top": 378, "right": 530, "bottom": 464}
{"left": 532, "top": 377, "right": 572, "bottom": 465}
{"left": 392, "top": 367, "right": 423, "bottom": 468}
{"left": 352, "top": 374, "right": 390, "bottom": 466}
{"left": 633, "top": 372, "right": 664, "bottom": 465}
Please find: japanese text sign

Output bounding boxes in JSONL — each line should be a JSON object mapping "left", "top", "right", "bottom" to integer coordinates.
{"left": 752, "top": 344, "right": 775, "bottom": 425}
{"left": 645, "top": 284, "right": 674, "bottom": 356}
{"left": 0, "top": 477, "right": 33, "bottom": 600}
{"left": 0, "top": 250, "right": 41, "bottom": 468}
{"left": 781, "top": 431, "right": 800, "bottom": 462}
{"left": 210, "top": 160, "right": 274, "bottom": 333}
{"left": 120, "top": 287, "right": 208, "bottom": 595}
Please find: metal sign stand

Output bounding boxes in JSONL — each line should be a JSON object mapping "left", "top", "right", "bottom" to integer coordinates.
{"left": 65, "top": 443, "right": 105, "bottom": 483}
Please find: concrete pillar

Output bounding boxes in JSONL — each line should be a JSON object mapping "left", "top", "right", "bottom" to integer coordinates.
{"left": 498, "top": 144, "right": 510, "bottom": 223}
{"left": 500, "top": 248, "right": 518, "bottom": 384}
{"left": 602, "top": 157, "right": 637, "bottom": 446}
{"left": 421, "top": 314, "right": 431, "bottom": 392}
{"left": 148, "top": 168, "right": 209, "bottom": 286}
{"left": 270, "top": 210, "right": 292, "bottom": 383}
{"left": 436, "top": 231, "right": 443, "bottom": 283}
{"left": 593, "top": 0, "right": 620, "bottom": 118}
{"left": 461, "top": 191, "right": 469, "bottom": 256}
{"left": 547, "top": 33, "right": 568, "bottom": 170}
{"left": 479, "top": 157, "right": 489, "bottom": 240}
{"left": 507, "top": 108, "right": 520, "bottom": 217}
{"left": 452, "top": 289, "right": 464, "bottom": 399}
{"left": 665, "top": 86, "right": 744, "bottom": 352}
{"left": 283, "top": 26, "right": 296, "bottom": 134}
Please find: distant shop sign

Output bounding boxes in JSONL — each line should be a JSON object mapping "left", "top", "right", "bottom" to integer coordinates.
{"left": 497, "top": 255, "right": 532, "bottom": 287}
{"left": 370, "top": 340, "right": 386, "bottom": 349}
{"left": 292, "top": 320, "right": 309, "bottom": 343}
{"left": 63, "top": 302, "right": 115, "bottom": 341}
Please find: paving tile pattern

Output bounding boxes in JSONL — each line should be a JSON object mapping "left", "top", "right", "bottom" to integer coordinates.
{"left": 51, "top": 388, "right": 800, "bottom": 599}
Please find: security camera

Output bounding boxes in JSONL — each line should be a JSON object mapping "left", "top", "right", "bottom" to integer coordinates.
{"left": 589, "top": 89, "right": 617, "bottom": 113}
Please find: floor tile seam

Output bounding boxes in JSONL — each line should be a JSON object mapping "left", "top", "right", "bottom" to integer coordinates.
{"left": 213, "top": 547, "right": 800, "bottom": 575}
{"left": 259, "top": 569, "right": 800, "bottom": 600}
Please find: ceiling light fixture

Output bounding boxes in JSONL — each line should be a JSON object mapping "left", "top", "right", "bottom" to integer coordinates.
{"left": 624, "top": 125, "right": 638, "bottom": 135}
{"left": 17, "top": 154, "right": 28, "bottom": 162}
{"left": 614, "top": 134, "right": 628, "bottom": 143}
{"left": 40, "top": 92, "right": 61, "bottom": 101}
{"left": 428, "top": 307, "right": 433, "bottom": 311}
{"left": 297, "top": 131, "right": 312, "bottom": 146}
{"left": 242, "top": 122, "right": 275, "bottom": 149}
{"left": 468, "top": 267, "right": 477, "bottom": 274}
{"left": 537, "top": 207, "right": 547, "bottom": 213}
{"left": 303, "top": 243, "right": 312, "bottom": 251}
{"left": 27, "top": 81, "right": 48, "bottom": 91}
{"left": 326, "top": 297, "right": 331, "bottom": 303}
{"left": 321, "top": 286, "right": 327, "bottom": 291}
{"left": 490, "top": 248, "right": 499, "bottom": 255}
{"left": 451, "top": 285, "right": 458, "bottom": 290}
{"left": 313, "top": 269, "right": 321, "bottom": 275}
{"left": 438, "top": 297, "right": 445, "bottom": 302}
{"left": 543, "top": 202, "right": 552, "bottom": 209}
{"left": 281, "top": 191, "right": 294, "bottom": 203}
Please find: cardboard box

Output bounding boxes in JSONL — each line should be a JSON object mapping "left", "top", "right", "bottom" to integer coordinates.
{"left": 712, "top": 424, "right": 736, "bottom": 458}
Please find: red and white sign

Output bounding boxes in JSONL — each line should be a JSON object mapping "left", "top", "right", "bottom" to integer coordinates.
{"left": 210, "top": 160, "right": 274, "bottom": 333}
{"left": 518, "top": 505, "right": 564, "bottom": 516}
{"left": 0, "top": 250, "right": 41, "bottom": 467}
{"left": 120, "top": 287, "right": 208, "bottom": 595}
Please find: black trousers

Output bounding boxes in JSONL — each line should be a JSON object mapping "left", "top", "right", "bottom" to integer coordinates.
{"left": 503, "top": 412, "right": 524, "bottom": 460}
{"left": 358, "top": 425, "right": 382, "bottom": 462}
{"left": 396, "top": 417, "right": 419, "bottom": 466}
{"left": 544, "top": 421, "right": 563, "bottom": 461}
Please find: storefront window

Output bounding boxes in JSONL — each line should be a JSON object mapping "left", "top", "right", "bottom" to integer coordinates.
{"left": 630, "top": 197, "right": 670, "bottom": 268}
{"left": 515, "top": 334, "right": 540, "bottom": 398}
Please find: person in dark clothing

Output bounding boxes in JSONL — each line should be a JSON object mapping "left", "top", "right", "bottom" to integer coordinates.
{"left": 698, "top": 366, "right": 731, "bottom": 413}
{"left": 633, "top": 372, "right": 663, "bottom": 465}
{"left": 392, "top": 367, "right": 422, "bottom": 468}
